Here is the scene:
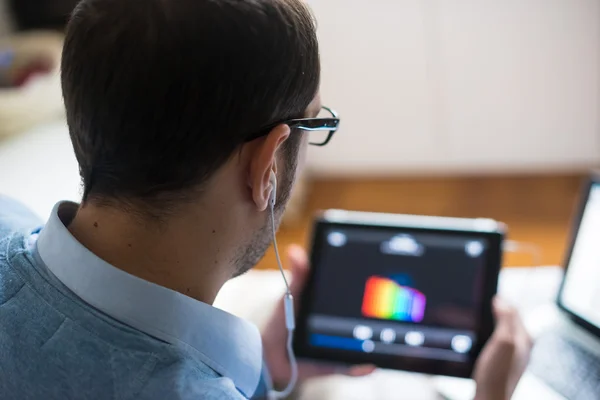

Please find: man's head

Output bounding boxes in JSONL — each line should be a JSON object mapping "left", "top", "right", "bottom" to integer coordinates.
{"left": 61, "top": 0, "right": 321, "bottom": 277}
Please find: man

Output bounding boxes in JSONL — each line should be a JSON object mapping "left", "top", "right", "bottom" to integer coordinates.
{"left": 0, "top": 0, "right": 532, "bottom": 399}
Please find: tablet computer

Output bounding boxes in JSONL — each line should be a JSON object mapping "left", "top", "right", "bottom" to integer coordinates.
{"left": 294, "top": 210, "right": 505, "bottom": 378}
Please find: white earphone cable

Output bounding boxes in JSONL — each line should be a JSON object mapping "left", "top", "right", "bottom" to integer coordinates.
{"left": 271, "top": 207, "right": 291, "bottom": 292}
{"left": 268, "top": 200, "right": 298, "bottom": 399}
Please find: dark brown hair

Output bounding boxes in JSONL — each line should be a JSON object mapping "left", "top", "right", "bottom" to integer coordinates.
{"left": 61, "top": 0, "right": 319, "bottom": 211}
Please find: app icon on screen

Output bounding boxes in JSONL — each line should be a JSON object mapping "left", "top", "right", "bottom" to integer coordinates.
{"left": 361, "top": 276, "right": 426, "bottom": 322}
{"left": 451, "top": 335, "right": 473, "bottom": 354}
{"left": 465, "top": 241, "right": 484, "bottom": 258}
{"left": 405, "top": 330, "right": 425, "bottom": 347}
{"left": 327, "top": 231, "right": 347, "bottom": 247}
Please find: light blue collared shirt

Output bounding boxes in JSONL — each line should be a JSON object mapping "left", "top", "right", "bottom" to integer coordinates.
{"left": 0, "top": 198, "right": 270, "bottom": 399}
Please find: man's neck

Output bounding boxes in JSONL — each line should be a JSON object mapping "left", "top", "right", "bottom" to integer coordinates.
{"left": 67, "top": 202, "right": 237, "bottom": 304}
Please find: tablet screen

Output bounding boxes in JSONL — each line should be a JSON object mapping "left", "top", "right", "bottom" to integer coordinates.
{"left": 296, "top": 221, "right": 501, "bottom": 374}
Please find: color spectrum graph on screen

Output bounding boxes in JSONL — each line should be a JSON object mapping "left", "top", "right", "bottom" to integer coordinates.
{"left": 362, "top": 276, "right": 426, "bottom": 322}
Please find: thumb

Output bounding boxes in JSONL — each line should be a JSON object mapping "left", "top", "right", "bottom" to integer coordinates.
{"left": 287, "top": 244, "right": 309, "bottom": 296}
{"left": 492, "top": 296, "right": 513, "bottom": 317}
{"left": 491, "top": 297, "right": 517, "bottom": 340}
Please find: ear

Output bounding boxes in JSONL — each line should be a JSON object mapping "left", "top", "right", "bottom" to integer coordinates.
{"left": 248, "top": 124, "right": 291, "bottom": 211}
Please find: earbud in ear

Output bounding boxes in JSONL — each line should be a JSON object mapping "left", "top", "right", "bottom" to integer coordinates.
{"left": 269, "top": 170, "right": 277, "bottom": 207}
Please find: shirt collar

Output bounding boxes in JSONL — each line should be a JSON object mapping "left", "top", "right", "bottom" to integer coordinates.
{"left": 36, "top": 201, "right": 263, "bottom": 398}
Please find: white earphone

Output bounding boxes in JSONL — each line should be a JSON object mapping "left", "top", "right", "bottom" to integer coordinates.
{"left": 269, "top": 170, "right": 278, "bottom": 208}
{"left": 268, "top": 170, "right": 298, "bottom": 399}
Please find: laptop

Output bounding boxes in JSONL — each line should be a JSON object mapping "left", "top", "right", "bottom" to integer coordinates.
{"left": 524, "top": 173, "right": 600, "bottom": 400}
{"left": 434, "top": 173, "right": 600, "bottom": 400}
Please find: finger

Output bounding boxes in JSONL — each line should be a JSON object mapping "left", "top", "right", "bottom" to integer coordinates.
{"left": 287, "top": 244, "right": 308, "bottom": 273}
{"left": 492, "top": 296, "right": 514, "bottom": 318}
{"left": 346, "top": 364, "right": 377, "bottom": 377}
{"left": 512, "top": 307, "right": 534, "bottom": 352}
{"left": 491, "top": 297, "right": 518, "bottom": 344}
{"left": 297, "top": 362, "right": 338, "bottom": 379}
{"left": 287, "top": 245, "right": 309, "bottom": 296}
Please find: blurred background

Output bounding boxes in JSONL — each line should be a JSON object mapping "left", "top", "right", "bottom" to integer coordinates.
{"left": 0, "top": 0, "right": 597, "bottom": 269}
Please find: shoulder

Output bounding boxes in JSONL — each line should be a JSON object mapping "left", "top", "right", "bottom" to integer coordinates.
{"left": 138, "top": 357, "right": 250, "bottom": 400}
{"left": 0, "top": 197, "right": 37, "bottom": 303}
{"left": 171, "top": 376, "right": 249, "bottom": 400}
{"left": 0, "top": 195, "right": 42, "bottom": 239}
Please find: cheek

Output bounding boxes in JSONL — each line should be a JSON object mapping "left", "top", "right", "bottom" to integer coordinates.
{"left": 297, "top": 135, "right": 310, "bottom": 172}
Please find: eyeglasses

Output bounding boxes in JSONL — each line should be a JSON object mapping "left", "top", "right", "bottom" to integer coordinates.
{"left": 245, "top": 106, "right": 340, "bottom": 146}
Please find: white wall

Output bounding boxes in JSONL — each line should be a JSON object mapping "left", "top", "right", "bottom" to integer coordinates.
{"left": 306, "top": 0, "right": 600, "bottom": 176}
